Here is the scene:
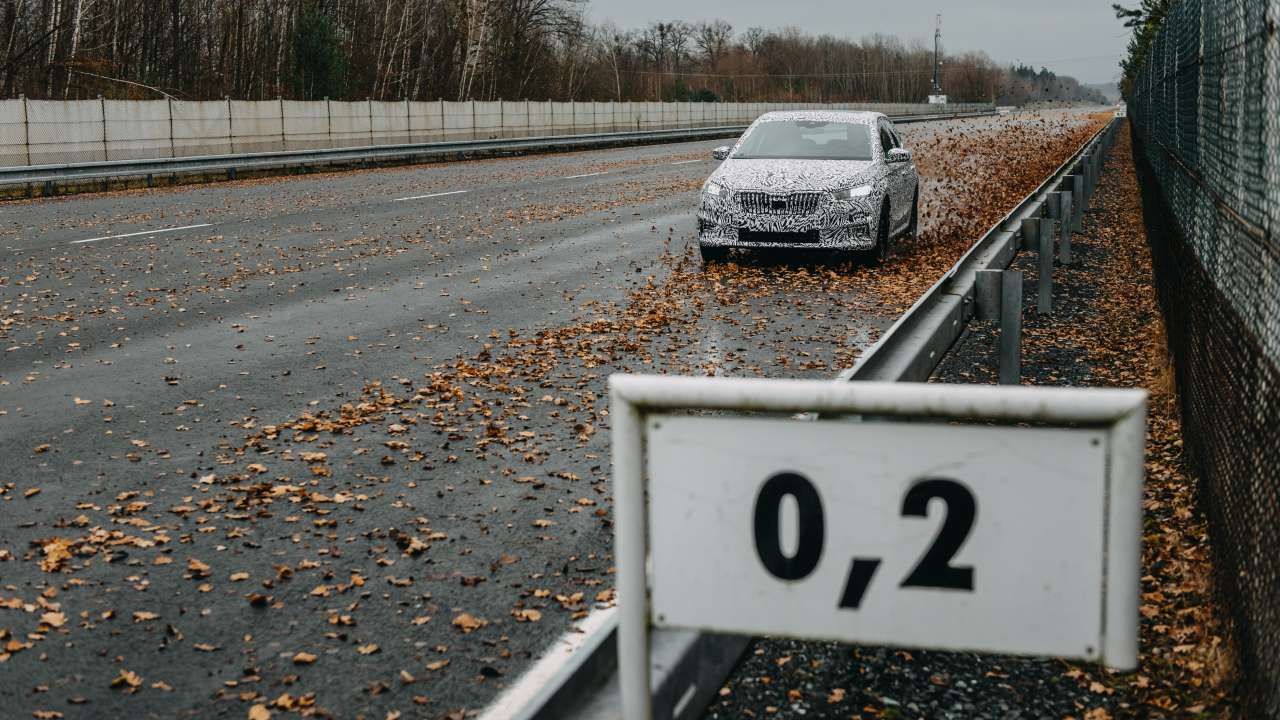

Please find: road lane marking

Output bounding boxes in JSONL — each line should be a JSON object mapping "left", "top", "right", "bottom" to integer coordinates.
{"left": 562, "top": 171, "right": 608, "bottom": 179}
{"left": 393, "top": 189, "right": 469, "bottom": 202}
{"left": 70, "top": 223, "right": 213, "bottom": 245}
{"left": 671, "top": 159, "right": 704, "bottom": 165}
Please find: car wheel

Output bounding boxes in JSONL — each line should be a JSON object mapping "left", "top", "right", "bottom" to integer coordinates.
{"left": 700, "top": 245, "right": 729, "bottom": 264}
{"left": 871, "top": 203, "right": 891, "bottom": 264}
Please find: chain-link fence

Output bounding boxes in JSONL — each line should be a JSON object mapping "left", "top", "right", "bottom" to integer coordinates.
{"left": 1127, "top": 0, "right": 1279, "bottom": 715}
{"left": 0, "top": 98, "right": 992, "bottom": 167}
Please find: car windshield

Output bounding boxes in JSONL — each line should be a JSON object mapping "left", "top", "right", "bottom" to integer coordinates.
{"left": 732, "top": 120, "right": 874, "bottom": 160}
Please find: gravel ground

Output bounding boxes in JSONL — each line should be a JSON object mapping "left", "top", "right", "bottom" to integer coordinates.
{"left": 702, "top": 126, "right": 1235, "bottom": 719}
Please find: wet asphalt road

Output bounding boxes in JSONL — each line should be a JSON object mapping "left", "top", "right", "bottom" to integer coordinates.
{"left": 0, "top": 111, "right": 1103, "bottom": 719}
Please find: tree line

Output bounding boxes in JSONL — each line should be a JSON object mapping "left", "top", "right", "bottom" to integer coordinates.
{"left": 1, "top": 0, "right": 1103, "bottom": 105}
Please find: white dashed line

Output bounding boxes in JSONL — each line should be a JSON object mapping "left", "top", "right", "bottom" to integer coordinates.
{"left": 671, "top": 159, "right": 704, "bottom": 165}
{"left": 70, "top": 223, "right": 213, "bottom": 245}
{"left": 561, "top": 171, "right": 608, "bottom": 180}
{"left": 393, "top": 189, "right": 470, "bottom": 202}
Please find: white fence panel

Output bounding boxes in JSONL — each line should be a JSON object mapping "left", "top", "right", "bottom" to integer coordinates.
{"left": 473, "top": 101, "right": 502, "bottom": 138}
{"left": 104, "top": 100, "right": 172, "bottom": 160}
{"left": 231, "top": 100, "right": 283, "bottom": 154}
{"left": 500, "top": 101, "right": 529, "bottom": 137}
{"left": 282, "top": 100, "right": 329, "bottom": 150}
{"left": 0, "top": 99, "right": 28, "bottom": 166}
{"left": 172, "top": 100, "right": 232, "bottom": 157}
{"left": 329, "top": 101, "right": 371, "bottom": 143}
{"left": 549, "top": 102, "right": 573, "bottom": 134}
{"left": 527, "top": 101, "right": 553, "bottom": 135}
{"left": 27, "top": 99, "right": 104, "bottom": 163}
{"left": 408, "top": 101, "right": 444, "bottom": 140}
{"left": 371, "top": 101, "right": 410, "bottom": 144}
{"left": 442, "top": 102, "right": 473, "bottom": 140}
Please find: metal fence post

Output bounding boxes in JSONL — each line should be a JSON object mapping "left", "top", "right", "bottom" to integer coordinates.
{"left": 226, "top": 96, "right": 233, "bottom": 153}
{"left": 368, "top": 98, "right": 374, "bottom": 143}
{"left": 999, "top": 270, "right": 1022, "bottom": 385}
{"left": 167, "top": 96, "right": 176, "bottom": 158}
{"left": 99, "top": 95, "right": 108, "bottom": 161}
{"left": 279, "top": 96, "right": 286, "bottom": 151}
{"left": 471, "top": 100, "right": 477, "bottom": 140}
{"left": 20, "top": 94, "right": 30, "bottom": 166}
{"left": 405, "top": 98, "right": 411, "bottom": 142}
{"left": 1038, "top": 218, "right": 1054, "bottom": 315}
{"left": 326, "top": 97, "right": 332, "bottom": 146}
{"left": 1058, "top": 191, "right": 1074, "bottom": 265}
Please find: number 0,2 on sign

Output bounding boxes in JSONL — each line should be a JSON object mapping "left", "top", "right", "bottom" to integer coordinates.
{"left": 647, "top": 415, "right": 1110, "bottom": 661}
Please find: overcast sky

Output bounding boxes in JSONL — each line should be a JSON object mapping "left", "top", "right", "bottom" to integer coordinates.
{"left": 584, "top": 0, "right": 1130, "bottom": 85}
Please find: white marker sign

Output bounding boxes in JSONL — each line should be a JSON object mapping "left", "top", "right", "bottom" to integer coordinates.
{"left": 610, "top": 376, "right": 1146, "bottom": 720}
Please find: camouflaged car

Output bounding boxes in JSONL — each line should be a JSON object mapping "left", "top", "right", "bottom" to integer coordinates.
{"left": 697, "top": 110, "right": 919, "bottom": 263}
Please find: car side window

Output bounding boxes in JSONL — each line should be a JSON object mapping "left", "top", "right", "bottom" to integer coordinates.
{"left": 886, "top": 122, "right": 903, "bottom": 149}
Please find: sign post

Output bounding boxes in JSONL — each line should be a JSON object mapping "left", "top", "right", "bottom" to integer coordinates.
{"left": 610, "top": 375, "right": 1146, "bottom": 720}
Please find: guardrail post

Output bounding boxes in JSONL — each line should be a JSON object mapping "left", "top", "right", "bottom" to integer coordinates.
{"left": 279, "top": 96, "right": 286, "bottom": 151}
{"left": 226, "top": 96, "right": 233, "bottom": 155}
{"left": 1020, "top": 217, "right": 1041, "bottom": 251}
{"left": 326, "top": 97, "right": 332, "bottom": 146}
{"left": 20, "top": 94, "right": 30, "bottom": 166}
{"left": 1045, "top": 190, "right": 1062, "bottom": 221}
{"left": 975, "top": 269, "right": 1002, "bottom": 321}
{"left": 1058, "top": 191, "right": 1074, "bottom": 265}
{"left": 1038, "top": 218, "right": 1054, "bottom": 315}
{"left": 1069, "top": 174, "right": 1085, "bottom": 232}
{"left": 1000, "top": 270, "right": 1022, "bottom": 385}
{"left": 368, "top": 98, "right": 374, "bottom": 144}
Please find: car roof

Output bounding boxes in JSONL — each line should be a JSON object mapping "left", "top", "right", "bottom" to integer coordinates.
{"left": 752, "top": 110, "right": 886, "bottom": 125}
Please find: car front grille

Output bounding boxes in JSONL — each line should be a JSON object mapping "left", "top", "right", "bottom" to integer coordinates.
{"left": 737, "top": 229, "right": 820, "bottom": 244}
{"left": 735, "top": 191, "right": 824, "bottom": 215}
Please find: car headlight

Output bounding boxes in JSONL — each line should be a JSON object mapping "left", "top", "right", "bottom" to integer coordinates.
{"left": 703, "top": 180, "right": 727, "bottom": 198}
{"left": 831, "top": 185, "right": 873, "bottom": 201}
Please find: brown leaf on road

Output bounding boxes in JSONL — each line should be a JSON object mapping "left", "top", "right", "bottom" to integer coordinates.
{"left": 357, "top": 643, "right": 381, "bottom": 655}
{"left": 512, "top": 608, "right": 542, "bottom": 623}
{"left": 39, "top": 611, "right": 66, "bottom": 628}
{"left": 187, "top": 557, "right": 211, "bottom": 577}
{"left": 451, "top": 613, "right": 486, "bottom": 633}
{"left": 111, "top": 669, "right": 143, "bottom": 691}
{"left": 426, "top": 659, "right": 450, "bottom": 671}
{"left": 248, "top": 705, "right": 272, "bottom": 720}
{"left": 293, "top": 652, "right": 317, "bottom": 664}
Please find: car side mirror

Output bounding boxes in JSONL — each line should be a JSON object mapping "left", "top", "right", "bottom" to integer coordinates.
{"left": 886, "top": 148, "right": 912, "bottom": 164}
{"left": 712, "top": 146, "right": 731, "bottom": 161}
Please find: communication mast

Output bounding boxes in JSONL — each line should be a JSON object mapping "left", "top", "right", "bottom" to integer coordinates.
{"left": 929, "top": 14, "right": 947, "bottom": 104}
{"left": 932, "top": 14, "right": 943, "bottom": 95}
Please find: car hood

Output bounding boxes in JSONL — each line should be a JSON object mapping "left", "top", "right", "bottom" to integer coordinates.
{"left": 709, "top": 158, "right": 878, "bottom": 194}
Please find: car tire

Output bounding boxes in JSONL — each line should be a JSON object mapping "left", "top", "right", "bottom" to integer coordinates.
{"left": 871, "top": 203, "right": 891, "bottom": 264}
{"left": 700, "top": 245, "right": 729, "bottom": 264}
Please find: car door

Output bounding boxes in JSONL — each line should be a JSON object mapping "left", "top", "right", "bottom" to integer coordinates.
{"left": 877, "top": 120, "right": 907, "bottom": 228}
{"left": 885, "top": 121, "right": 917, "bottom": 228}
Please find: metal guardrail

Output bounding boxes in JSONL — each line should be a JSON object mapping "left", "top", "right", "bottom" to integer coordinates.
{"left": 0, "top": 110, "right": 995, "bottom": 198}
{"left": 481, "top": 115, "right": 1122, "bottom": 720}
{"left": 839, "top": 116, "right": 1120, "bottom": 383}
